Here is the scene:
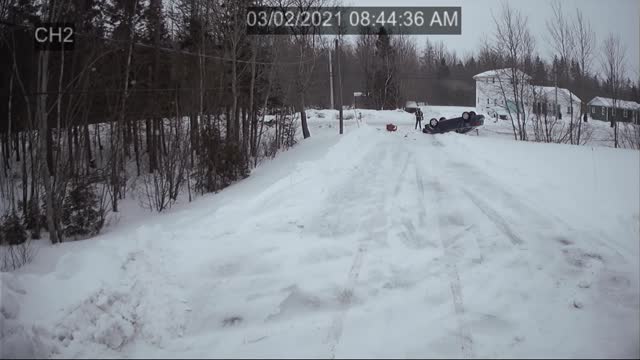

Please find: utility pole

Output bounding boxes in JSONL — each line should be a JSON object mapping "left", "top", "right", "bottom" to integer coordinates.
{"left": 335, "top": 38, "right": 343, "bottom": 134}
{"left": 328, "top": 48, "right": 334, "bottom": 110}
{"left": 555, "top": 70, "right": 558, "bottom": 119}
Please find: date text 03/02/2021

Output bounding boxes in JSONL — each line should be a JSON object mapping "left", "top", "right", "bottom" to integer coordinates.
{"left": 245, "top": 7, "right": 462, "bottom": 35}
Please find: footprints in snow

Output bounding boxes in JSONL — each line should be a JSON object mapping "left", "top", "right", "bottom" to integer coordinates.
{"left": 551, "top": 234, "right": 637, "bottom": 311}
{"left": 222, "top": 316, "right": 243, "bottom": 327}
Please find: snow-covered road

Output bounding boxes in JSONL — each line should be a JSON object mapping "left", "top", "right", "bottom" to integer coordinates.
{"left": 2, "top": 113, "right": 639, "bottom": 358}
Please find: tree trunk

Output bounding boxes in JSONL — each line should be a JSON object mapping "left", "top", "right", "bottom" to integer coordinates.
{"left": 247, "top": 44, "right": 257, "bottom": 157}
{"left": 235, "top": 103, "right": 241, "bottom": 144}
{"left": 133, "top": 119, "right": 140, "bottom": 176}
{"left": 242, "top": 106, "right": 248, "bottom": 154}
{"left": 160, "top": 119, "right": 167, "bottom": 155}
{"left": 150, "top": 118, "right": 158, "bottom": 172}
{"left": 14, "top": 131, "right": 20, "bottom": 162}
{"left": 21, "top": 133, "right": 27, "bottom": 216}
{"left": 299, "top": 96, "right": 310, "bottom": 139}
{"left": 231, "top": 39, "right": 239, "bottom": 145}
{"left": 226, "top": 106, "right": 232, "bottom": 141}
{"left": 83, "top": 120, "right": 93, "bottom": 170}
{"left": 36, "top": 50, "right": 59, "bottom": 243}
{"left": 255, "top": 60, "right": 276, "bottom": 166}
{"left": 5, "top": 71, "right": 13, "bottom": 175}
{"left": 113, "top": 4, "right": 137, "bottom": 212}
{"left": 67, "top": 125, "right": 74, "bottom": 176}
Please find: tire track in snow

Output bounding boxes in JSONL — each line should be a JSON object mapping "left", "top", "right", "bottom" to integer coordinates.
{"left": 325, "top": 139, "right": 406, "bottom": 359}
{"left": 431, "top": 135, "right": 577, "bottom": 353}
{"left": 393, "top": 150, "right": 413, "bottom": 197}
{"left": 413, "top": 147, "right": 475, "bottom": 359}
{"left": 442, "top": 143, "right": 628, "bottom": 296}
{"left": 443, "top": 149, "right": 627, "bottom": 263}
{"left": 462, "top": 189, "right": 526, "bottom": 249}
{"left": 391, "top": 144, "right": 432, "bottom": 250}
{"left": 431, "top": 137, "right": 533, "bottom": 255}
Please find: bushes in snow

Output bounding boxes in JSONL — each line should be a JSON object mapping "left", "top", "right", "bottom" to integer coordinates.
{"left": 193, "top": 125, "right": 250, "bottom": 195}
{"left": 138, "top": 120, "right": 190, "bottom": 212}
{"left": 18, "top": 199, "right": 43, "bottom": 240}
{"left": 61, "top": 183, "right": 106, "bottom": 239}
{"left": 263, "top": 110, "right": 299, "bottom": 159}
{"left": 1, "top": 211, "right": 27, "bottom": 245}
{"left": 619, "top": 123, "right": 640, "bottom": 150}
{"left": 0, "top": 211, "right": 34, "bottom": 272}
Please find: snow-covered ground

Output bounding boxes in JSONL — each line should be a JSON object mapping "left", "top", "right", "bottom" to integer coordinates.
{"left": 2, "top": 107, "right": 639, "bottom": 358}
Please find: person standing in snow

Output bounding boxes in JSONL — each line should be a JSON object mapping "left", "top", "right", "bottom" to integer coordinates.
{"left": 415, "top": 108, "right": 423, "bottom": 129}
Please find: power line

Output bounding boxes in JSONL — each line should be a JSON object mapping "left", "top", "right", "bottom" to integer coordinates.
{"left": 19, "top": 86, "right": 270, "bottom": 96}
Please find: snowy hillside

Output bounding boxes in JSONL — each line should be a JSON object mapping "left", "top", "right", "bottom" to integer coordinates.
{"left": 1, "top": 108, "right": 639, "bottom": 358}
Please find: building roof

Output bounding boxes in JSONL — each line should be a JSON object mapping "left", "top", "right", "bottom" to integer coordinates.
{"left": 587, "top": 96, "right": 640, "bottom": 110}
{"left": 533, "top": 86, "right": 582, "bottom": 103}
{"left": 473, "top": 68, "right": 532, "bottom": 80}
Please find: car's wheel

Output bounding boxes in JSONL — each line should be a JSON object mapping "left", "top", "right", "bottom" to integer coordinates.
{"left": 429, "top": 118, "right": 438, "bottom": 127}
{"left": 439, "top": 117, "right": 446, "bottom": 122}
{"left": 469, "top": 111, "right": 476, "bottom": 117}
{"left": 462, "top": 111, "right": 470, "bottom": 120}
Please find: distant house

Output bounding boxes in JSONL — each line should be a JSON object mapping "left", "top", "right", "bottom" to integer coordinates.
{"left": 587, "top": 97, "right": 640, "bottom": 124}
{"left": 531, "top": 86, "right": 582, "bottom": 119}
{"left": 473, "top": 68, "right": 532, "bottom": 117}
{"left": 473, "top": 68, "right": 581, "bottom": 119}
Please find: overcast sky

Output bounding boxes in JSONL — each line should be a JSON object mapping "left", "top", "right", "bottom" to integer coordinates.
{"left": 346, "top": 0, "right": 640, "bottom": 79}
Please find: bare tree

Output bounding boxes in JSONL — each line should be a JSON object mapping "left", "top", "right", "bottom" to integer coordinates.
{"left": 35, "top": 0, "right": 77, "bottom": 243}
{"left": 355, "top": 27, "right": 377, "bottom": 104}
{"left": 546, "top": 0, "right": 578, "bottom": 144}
{"left": 489, "top": 2, "right": 536, "bottom": 141}
{"left": 618, "top": 121, "right": 640, "bottom": 149}
{"left": 285, "top": 0, "right": 329, "bottom": 138}
{"left": 572, "top": 7, "right": 596, "bottom": 143}
{"left": 216, "top": 0, "right": 247, "bottom": 145}
{"left": 394, "top": 34, "right": 420, "bottom": 107}
{"left": 600, "top": 33, "right": 627, "bottom": 148}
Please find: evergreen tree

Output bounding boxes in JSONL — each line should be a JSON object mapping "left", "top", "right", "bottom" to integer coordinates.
{"left": 532, "top": 56, "right": 547, "bottom": 85}
{"left": 61, "top": 183, "right": 105, "bottom": 239}
{"left": 1, "top": 211, "right": 27, "bottom": 245}
{"left": 631, "top": 85, "right": 639, "bottom": 102}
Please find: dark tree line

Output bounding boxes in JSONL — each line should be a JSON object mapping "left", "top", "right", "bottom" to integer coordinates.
{"left": 0, "top": 0, "right": 323, "bottom": 254}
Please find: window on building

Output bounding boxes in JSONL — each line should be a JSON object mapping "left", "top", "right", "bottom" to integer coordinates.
{"left": 567, "top": 106, "right": 571, "bottom": 114}
{"left": 602, "top": 107, "right": 605, "bottom": 115}
{"left": 623, "top": 109, "right": 628, "bottom": 117}
{"left": 492, "top": 78, "right": 495, "bottom": 84}
{"left": 487, "top": 98, "right": 490, "bottom": 105}
{"left": 612, "top": 108, "right": 616, "bottom": 116}
{"left": 591, "top": 106, "right": 595, "bottom": 114}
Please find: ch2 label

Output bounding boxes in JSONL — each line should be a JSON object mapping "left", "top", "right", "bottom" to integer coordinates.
{"left": 34, "top": 23, "right": 75, "bottom": 51}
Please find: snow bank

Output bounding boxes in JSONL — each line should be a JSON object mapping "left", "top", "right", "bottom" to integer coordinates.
{"left": 2, "top": 108, "right": 638, "bottom": 358}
